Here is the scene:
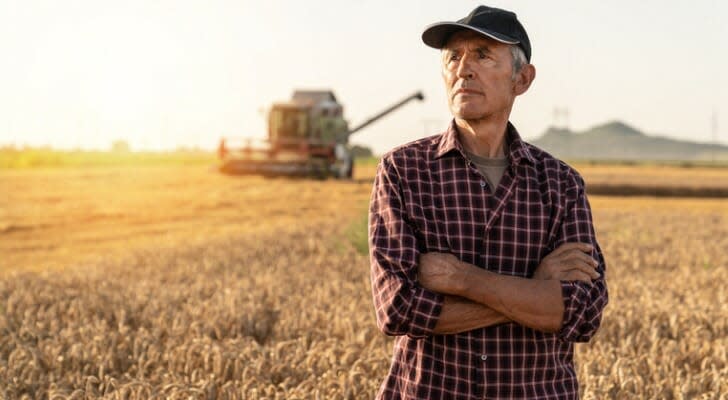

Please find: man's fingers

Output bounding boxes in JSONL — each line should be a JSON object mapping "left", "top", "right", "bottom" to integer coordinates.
{"left": 556, "top": 248, "right": 599, "bottom": 274}
{"left": 564, "top": 255, "right": 600, "bottom": 279}
{"left": 568, "top": 250, "right": 600, "bottom": 270}
{"left": 535, "top": 244, "right": 599, "bottom": 281}
{"left": 550, "top": 242, "right": 593, "bottom": 257}
{"left": 546, "top": 251, "right": 599, "bottom": 279}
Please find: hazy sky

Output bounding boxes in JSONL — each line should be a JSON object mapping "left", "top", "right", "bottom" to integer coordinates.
{"left": 1, "top": 0, "right": 726, "bottom": 154}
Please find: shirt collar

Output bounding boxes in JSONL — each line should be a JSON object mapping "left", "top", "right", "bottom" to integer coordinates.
{"left": 435, "top": 119, "right": 536, "bottom": 166}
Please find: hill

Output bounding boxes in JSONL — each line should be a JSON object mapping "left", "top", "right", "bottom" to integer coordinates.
{"left": 531, "top": 121, "right": 728, "bottom": 161}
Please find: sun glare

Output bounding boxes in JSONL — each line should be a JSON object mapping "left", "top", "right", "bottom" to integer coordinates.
{"left": 22, "top": 9, "right": 186, "bottom": 149}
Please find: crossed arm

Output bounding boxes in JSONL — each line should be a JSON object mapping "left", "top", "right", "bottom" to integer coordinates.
{"left": 421, "top": 243, "right": 600, "bottom": 335}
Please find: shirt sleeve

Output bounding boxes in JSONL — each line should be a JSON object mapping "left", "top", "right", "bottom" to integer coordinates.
{"left": 556, "top": 173, "right": 609, "bottom": 343}
{"left": 368, "top": 157, "right": 444, "bottom": 338}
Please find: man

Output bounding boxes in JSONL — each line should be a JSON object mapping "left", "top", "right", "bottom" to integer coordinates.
{"left": 368, "top": 5, "right": 608, "bottom": 399}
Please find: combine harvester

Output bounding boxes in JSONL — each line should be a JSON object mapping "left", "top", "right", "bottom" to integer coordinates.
{"left": 217, "top": 90, "right": 424, "bottom": 178}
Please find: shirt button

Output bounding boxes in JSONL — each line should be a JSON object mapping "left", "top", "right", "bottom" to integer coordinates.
{"left": 481, "top": 354, "right": 488, "bottom": 361}
{"left": 480, "top": 181, "right": 486, "bottom": 188}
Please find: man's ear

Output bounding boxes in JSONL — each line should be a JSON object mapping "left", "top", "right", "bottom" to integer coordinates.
{"left": 514, "top": 64, "right": 536, "bottom": 96}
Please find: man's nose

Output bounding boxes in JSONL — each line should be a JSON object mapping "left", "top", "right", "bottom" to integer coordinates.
{"left": 456, "top": 53, "right": 475, "bottom": 79}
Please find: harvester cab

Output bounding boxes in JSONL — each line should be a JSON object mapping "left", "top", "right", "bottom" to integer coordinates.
{"left": 218, "top": 90, "right": 424, "bottom": 178}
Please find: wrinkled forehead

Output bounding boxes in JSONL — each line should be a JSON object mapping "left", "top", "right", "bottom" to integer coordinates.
{"left": 442, "top": 30, "right": 503, "bottom": 52}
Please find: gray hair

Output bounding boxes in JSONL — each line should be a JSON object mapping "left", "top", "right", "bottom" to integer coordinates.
{"left": 509, "top": 45, "right": 528, "bottom": 80}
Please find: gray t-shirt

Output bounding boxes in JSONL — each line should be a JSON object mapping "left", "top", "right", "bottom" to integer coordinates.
{"left": 465, "top": 150, "right": 509, "bottom": 191}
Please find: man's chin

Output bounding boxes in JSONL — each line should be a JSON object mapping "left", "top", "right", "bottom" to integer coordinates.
{"left": 453, "top": 110, "right": 488, "bottom": 121}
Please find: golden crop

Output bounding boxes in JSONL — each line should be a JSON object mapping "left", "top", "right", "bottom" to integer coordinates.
{"left": 0, "top": 165, "right": 726, "bottom": 399}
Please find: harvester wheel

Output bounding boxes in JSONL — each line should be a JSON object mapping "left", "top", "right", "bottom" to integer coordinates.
{"left": 345, "top": 158, "right": 354, "bottom": 179}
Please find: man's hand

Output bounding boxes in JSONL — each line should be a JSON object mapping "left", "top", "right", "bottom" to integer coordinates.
{"left": 417, "top": 252, "right": 470, "bottom": 296}
{"left": 533, "top": 242, "right": 600, "bottom": 283}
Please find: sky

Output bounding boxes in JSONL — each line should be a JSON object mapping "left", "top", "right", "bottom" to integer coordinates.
{"left": 1, "top": 0, "right": 726, "bottom": 154}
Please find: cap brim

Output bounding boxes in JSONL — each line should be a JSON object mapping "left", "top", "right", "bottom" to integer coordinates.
{"left": 422, "top": 22, "right": 519, "bottom": 49}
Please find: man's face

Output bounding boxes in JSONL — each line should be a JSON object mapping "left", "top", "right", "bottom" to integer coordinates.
{"left": 441, "top": 30, "right": 520, "bottom": 122}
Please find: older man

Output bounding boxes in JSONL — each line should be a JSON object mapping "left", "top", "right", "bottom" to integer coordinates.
{"left": 369, "top": 5, "right": 608, "bottom": 399}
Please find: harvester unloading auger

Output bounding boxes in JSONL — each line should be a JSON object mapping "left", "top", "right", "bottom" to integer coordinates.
{"left": 217, "top": 90, "right": 424, "bottom": 178}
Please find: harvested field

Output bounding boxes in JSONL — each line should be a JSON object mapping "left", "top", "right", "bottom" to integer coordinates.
{"left": 0, "top": 165, "right": 372, "bottom": 274}
{"left": 1, "top": 163, "right": 726, "bottom": 399}
{"left": 574, "top": 164, "right": 728, "bottom": 198}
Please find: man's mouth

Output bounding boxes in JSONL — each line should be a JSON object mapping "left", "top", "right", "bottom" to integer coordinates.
{"left": 453, "top": 88, "right": 484, "bottom": 98}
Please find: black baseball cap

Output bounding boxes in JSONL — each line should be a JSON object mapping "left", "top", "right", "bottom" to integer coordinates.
{"left": 422, "top": 5, "right": 532, "bottom": 62}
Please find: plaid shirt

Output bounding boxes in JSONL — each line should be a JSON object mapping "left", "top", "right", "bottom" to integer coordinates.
{"left": 368, "top": 121, "right": 608, "bottom": 399}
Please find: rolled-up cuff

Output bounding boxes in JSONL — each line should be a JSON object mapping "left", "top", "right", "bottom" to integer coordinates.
{"left": 406, "top": 286, "right": 445, "bottom": 338}
{"left": 557, "top": 281, "right": 587, "bottom": 341}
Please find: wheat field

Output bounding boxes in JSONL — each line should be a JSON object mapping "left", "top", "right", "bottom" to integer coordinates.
{"left": 1, "top": 164, "right": 726, "bottom": 399}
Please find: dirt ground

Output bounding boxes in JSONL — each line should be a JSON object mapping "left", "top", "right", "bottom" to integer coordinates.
{"left": 0, "top": 164, "right": 377, "bottom": 274}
